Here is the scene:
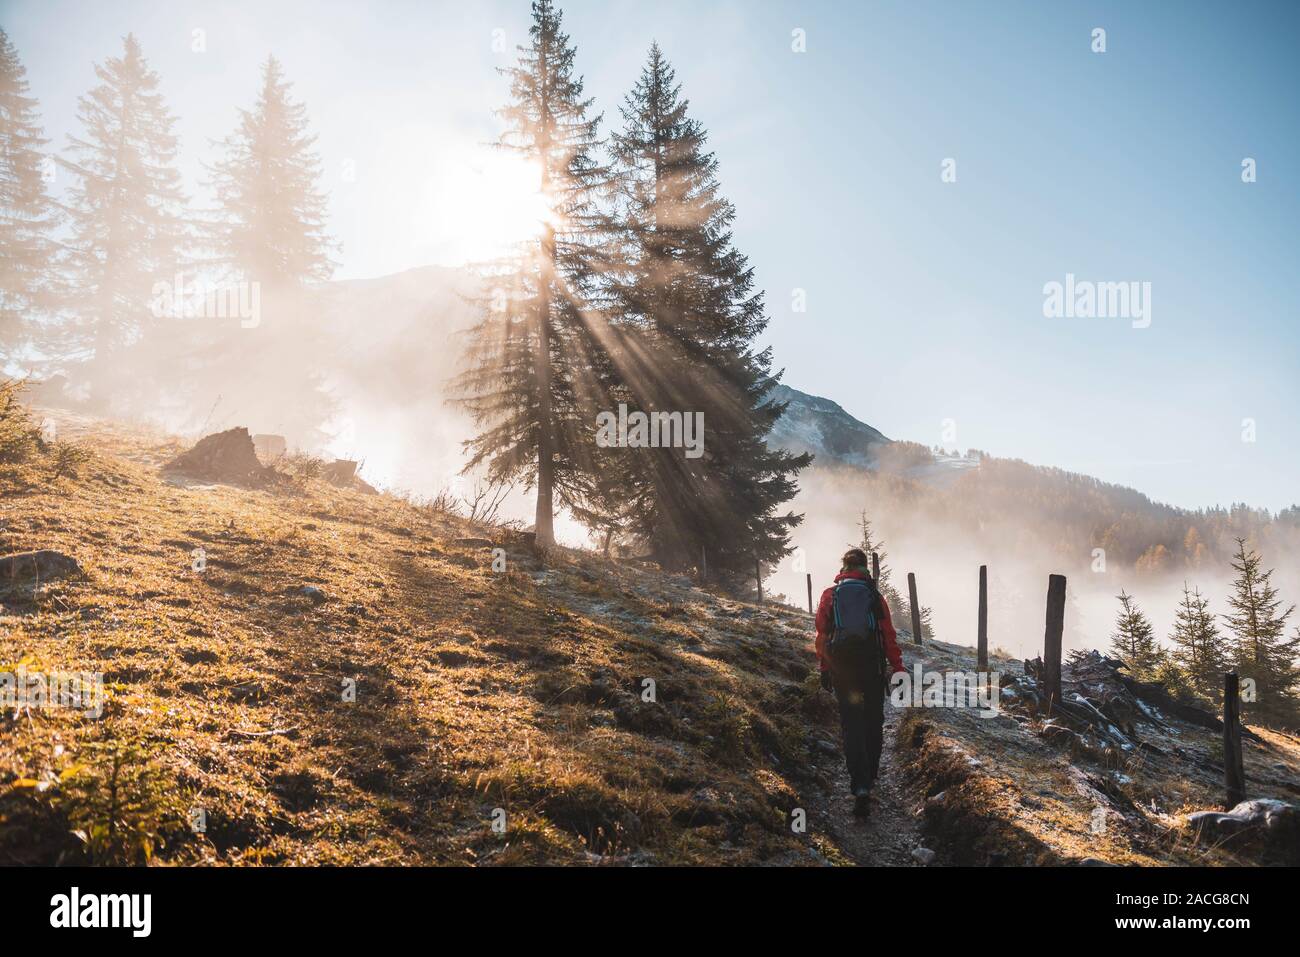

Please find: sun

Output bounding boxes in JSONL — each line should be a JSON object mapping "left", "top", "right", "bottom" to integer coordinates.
{"left": 421, "top": 148, "right": 551, "bottom": 265}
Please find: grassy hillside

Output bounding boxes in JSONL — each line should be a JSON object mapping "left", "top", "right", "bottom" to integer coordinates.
{"left": 1, "top": 408, "right": 847, "bottom": 865}
{"left": 2, "top": 405, "right": 1296, "bottom": 866}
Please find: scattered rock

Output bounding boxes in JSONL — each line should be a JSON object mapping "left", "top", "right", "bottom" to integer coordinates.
{"left": 613, "top": 694, "right": 676, "bottom": 735}
{"left": 911, "top": 846, "right": 937, "bottom": 865}
{"left": 230, "top": 681, "right": 266, "bottom": 703}
{"left": 296, "top": 585, "right": 328, "bottom": 605}
{"left": 582, "top": 848, "right": 656, "bottom": 866}
{"left": 0, "top": 550, "right": 83, "bottom": 589}
{"left": 1189, "top": 799, "right": 1297, "bottom": 837}
{"left": 435, "top": 649, "right": 474, "bottom": 667}
{"left": 320, "top": 459, "right": 377, "bottom": 494}
{"left": 1188, "top": 799, "right": 1299, "bottom": 863}
{"left": 810, "top": 735, "right": 839, "bottom": 757}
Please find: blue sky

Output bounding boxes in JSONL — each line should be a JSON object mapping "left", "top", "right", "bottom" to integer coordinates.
{"left": 4, "top": 0, "right": 1297, "bottom": 511}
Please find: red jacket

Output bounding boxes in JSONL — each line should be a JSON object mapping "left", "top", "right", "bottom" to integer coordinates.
{"left": 815, "top": 570, "right": 904, "bottom": 675}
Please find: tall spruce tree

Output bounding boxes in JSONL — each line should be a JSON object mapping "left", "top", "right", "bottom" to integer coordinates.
{"left": 0, "top": 29, "right": 59, "bottom": 355}
{"left": 456, "top": 0, "right": 613, "bottom": 548}
{"left": 58, "top": 34, "right": 187, "bottom": 358}
{"left": 147, "top": 55, "right": 340, "bottom": 445}
{"left": 1222, "top": 538, "right": 1299, "bottom": 726}
{"left": 1169, "top": 582, "right": 1228, "bottom": 703}
{"left": 1110, "top": 589, "right": 1162, "bottom": 679}
{"left": 602, "top": 42, "right": 808, "bottom": 578}
{"left": 205, "top": 56, "right": 335, "bottom": 287}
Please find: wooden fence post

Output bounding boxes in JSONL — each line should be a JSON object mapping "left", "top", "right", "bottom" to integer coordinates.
{"left": 871, "top": 552, "right": 880, "bottom": 583}
{"left": 806, "top": 573, "right": 814, "bottom": 614}
{"left": 755, "top": 559, "right": 763, "bottom": 604}
{"left": 1043, "top": 574, "right": 1066, "bottom": 716}
{"left": 1223, "top": 671, "right": 1246, "bottom": 809}
{"left": 908, "top": 572, "right": 923, "bottom": 646}
{"left": 977, "top": 564, "right": 988, "bottom": 671}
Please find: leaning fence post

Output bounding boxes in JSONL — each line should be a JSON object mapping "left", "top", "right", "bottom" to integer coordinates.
{"left": 806, "top": 573, "right": 814, "bottom": 614}
{"left": 755, "top": 559, "right": 763, "bottom": 605}
{"left": 908, "top": 572, "right": 923, "bottom": 646}
{"left": 977, "top": 564, "right": 988, "bottom": 671}
{"left": 1043, "top": 574, "right": 1066, "bottom": 716}
{"left": 1223, "top": 671, "right": 1246, "bottom": 808}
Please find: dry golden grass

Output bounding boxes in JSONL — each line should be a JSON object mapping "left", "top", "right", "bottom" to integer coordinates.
{"left": 1, "top": 408, "right": 833, "bottom": 865}
{"left": 4, "top": 406, "right": 1295, "bottom": 867}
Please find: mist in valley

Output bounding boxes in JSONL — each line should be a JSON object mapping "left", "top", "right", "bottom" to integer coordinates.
{"left": 772, "top": 463, "right": 1300, "bottom": 663}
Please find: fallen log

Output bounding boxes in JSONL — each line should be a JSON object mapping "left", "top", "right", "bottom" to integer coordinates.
{"left": 1116, "top": 673, "right": 1261, "bottom": 741}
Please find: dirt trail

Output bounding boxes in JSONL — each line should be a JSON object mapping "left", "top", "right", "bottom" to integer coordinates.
{"left": 808, "top": 696, "right": 925, "bottom": 865}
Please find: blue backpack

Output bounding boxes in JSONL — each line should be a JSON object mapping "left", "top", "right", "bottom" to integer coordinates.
{"left": 830, "top": 577, "right": 882, "bottom": 655}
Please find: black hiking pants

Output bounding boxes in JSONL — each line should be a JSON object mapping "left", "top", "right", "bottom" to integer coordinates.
{"left": 830, "top": 641, "right": 886, "bottom": 795}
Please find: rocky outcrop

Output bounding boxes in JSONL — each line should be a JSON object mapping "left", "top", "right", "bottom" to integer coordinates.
{"left": 319, "top": 459, "right": 377, "bottom": 494}
{"left": 162, "top": 428, "right": 273, "bottom": 486}
{"left": 1189, "top": 799, "right": 1299, "bottom": 864}
{"left": 0, "top": 550, "right": 83, "bottom": 588}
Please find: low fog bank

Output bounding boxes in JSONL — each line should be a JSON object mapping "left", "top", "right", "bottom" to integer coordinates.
{"left": 772, "top": 465, "right": 1300, "bottom": 661}
{"left": 30, "top": 265, "right": 593, "bottom": 547}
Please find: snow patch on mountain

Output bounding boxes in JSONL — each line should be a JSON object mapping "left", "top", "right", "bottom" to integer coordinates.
{"left": 765, "top": 383, "right": 890, "bottom": 468}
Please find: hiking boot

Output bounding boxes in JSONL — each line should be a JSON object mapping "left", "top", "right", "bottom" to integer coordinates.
{"left": 852, "top": 789, "right": 872, "bottom": 818}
